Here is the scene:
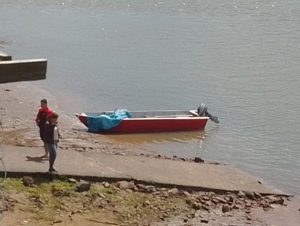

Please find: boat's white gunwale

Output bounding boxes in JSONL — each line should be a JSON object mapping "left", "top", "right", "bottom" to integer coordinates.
{"left": 85, "top": 110, "right": 198, "bottom": 114}
{"left": 122, "top": 117, "right": 209, "bottom": 120}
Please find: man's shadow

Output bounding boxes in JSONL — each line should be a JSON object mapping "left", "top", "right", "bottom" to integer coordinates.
{"left": 26, "top": 156, "right": 48, "bottom": 163}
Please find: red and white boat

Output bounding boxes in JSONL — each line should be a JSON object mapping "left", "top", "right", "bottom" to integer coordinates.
{"left": 76, "top": 106, "right": 219, "bottom": 134}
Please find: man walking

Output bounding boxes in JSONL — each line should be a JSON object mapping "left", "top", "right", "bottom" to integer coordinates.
{"left": 44, "top": 112, "right": 60, "bottom": 173}
{"left": 35, "top": 99, "right": 53, "bottom": 159}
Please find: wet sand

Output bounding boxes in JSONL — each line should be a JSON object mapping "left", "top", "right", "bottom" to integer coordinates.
{"left": 0, "top": 82, "right": 154, "bottom": 156}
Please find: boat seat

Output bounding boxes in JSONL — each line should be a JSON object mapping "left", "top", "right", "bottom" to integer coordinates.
{"left": 189, "top": 110, "right": 199, "bottom": 116}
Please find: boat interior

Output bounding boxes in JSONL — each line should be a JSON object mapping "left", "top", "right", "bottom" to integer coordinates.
{"left": 85, "top": 110, "right": 202, "bottom": 118}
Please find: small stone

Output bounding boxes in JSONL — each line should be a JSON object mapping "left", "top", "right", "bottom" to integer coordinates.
{"left": 145, "top": 200, "right": 151, "bottom": 205}
{"left": 267, "top": 196, "right": 284, "bottom": 205}
{"left": 237, "top": 191, "right": 245, "bottom": 198}
{"left": 245, "top": 209, "right": 252, "bottom": 214}
{"left": 194, "top": 157, "right": 204, "bottom": 163}
{"left": 200, "top": 218, "right": 209, "bottom": 223}
{"left": 183, "top": 218, "right": 188, "bottom": 222}
{"left": 277, "top": 197, "right": 285, "bottom": 205}
{"left": 136, "top": 184, "right": 150, "bottom": 193}
{"left": 16, "top": 140, "right": 26, "bottom": 146}
{"left": 146, "top": 186, "right": 156, "bottom": 193}
{"left": 116, "top": 181, "right": 135, "bottom": 190}
{"left": 182, "top": 191, "right": 190, "bottom": 196}
{"left": 186, "top": 213, "right": 195, "bottom": 219}
{"left": 161, "top": 191, "right": 170, "bottom": 198}
{"left": 202, "top": 195, "right": 210, "bottom": 201}
{"left": 228, "top": 195, "right": 234, "bottom": 203}
{"left": 215, "top": 197, "right": 228, "bottom": 204}
{"left": 163, "top": 212, "right": 169, "bottom": 217}
{"left": 76, "top": 180, "right": 91, "bottom": 192}
{"left": 263, "top": 206, "right": 273, "bottom": 211}
{"left": 52, "top": 220, "right": 62, "bottom": 224}
{"left": 245, "top": 191, "right": 255, "bottom": 200}
{"left": 232, "top": 204, "right": 240, "bottom": 209}
{"left": 204, "top": 201, "right": 210, "bottom": 207}
{"left": 260, "top": 199, "right": 269, "bottom": 207}
{"left": 222, "top": 205, "right": 231, "bottom": 213}
{"left": 202, "top": 205, "right": 210, "bottom": 211}
{"left": 246, "top": 215, "right": 252, "bottom": 221}
{"left": 254, "top": 192, "right": 262, "bottom": 199}
{"left": 22, "top": 176, "right": 34, "bottom": 187}
{"left": 103, "top": 182, "right": 110, "bottom": 188}
{"left": 192, "top": 202, "right": 201, "bottom": 210}
{"left": 98, "top": 193, "right": 105, "bottom": 199}
{"left": 168, "top": 188, "right": 179, "bottom": 195}
{"left": 211, "top": 198, "right": 219, "bottom": 204}
{"left": 235, "top": 199, "right": 243, "bottom": 205}
{"left": 68, "top": 178, "right": 77, "bottom": 183}
{"left": 245, "top": 202, "right": 253, "bottom": 208}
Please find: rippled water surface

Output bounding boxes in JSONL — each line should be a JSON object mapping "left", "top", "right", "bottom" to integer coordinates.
{"left": 0, "top": 0, "right": 299, "bottom": 195}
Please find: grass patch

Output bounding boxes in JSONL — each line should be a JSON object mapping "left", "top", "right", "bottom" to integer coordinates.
{"left": 2, "top": 177, "right": 190, "bottom": 225}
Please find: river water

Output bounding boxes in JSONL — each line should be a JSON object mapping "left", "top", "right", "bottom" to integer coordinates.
{"left": 0, "top": 0, "right": 299, "bottom": 195}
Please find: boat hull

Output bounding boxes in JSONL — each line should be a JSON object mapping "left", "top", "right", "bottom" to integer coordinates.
{"left": 77, "top": 115, "right": 209, "bottom": 134}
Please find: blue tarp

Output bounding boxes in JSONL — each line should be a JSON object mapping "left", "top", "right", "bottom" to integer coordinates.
{"left": 87, "top": 109, "right": 132, "bottom": 132}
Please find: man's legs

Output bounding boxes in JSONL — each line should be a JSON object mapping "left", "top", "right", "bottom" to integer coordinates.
{"left": 46, "top": 144, "right": 57, "bottom": 172}
{"left": 40, "top": 127, "right": 48, "bottom": 158}
{"left": 41, "top": 142, "right": 49, "bottom": 158}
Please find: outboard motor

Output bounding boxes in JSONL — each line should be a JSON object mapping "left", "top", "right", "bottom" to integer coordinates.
{"left": 197, "top": 103, "right": 219, "bottom": 124}
{"left": 197, "top": 103, "right": 208, "bottom": 116}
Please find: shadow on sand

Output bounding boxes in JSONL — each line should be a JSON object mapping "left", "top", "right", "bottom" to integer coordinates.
{"left": 26, "top": 156, "right": 48, "bottom": 163}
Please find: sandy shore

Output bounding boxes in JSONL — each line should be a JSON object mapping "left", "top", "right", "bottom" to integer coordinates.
{"left": 0, "top": 82, "right": 155, "bottom": 156}
{"left": 0, "top": 82, "right": 299, "bottom": 225}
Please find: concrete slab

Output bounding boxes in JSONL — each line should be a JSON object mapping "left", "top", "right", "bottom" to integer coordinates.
{"left": 0, "top": 59, "right": 47, "bottom": 83}
{"left": 1, "top": 145, "right": 278, "bottom": 194}
{"left": 0, "top": 51, "right": 12, "bottom": 61}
